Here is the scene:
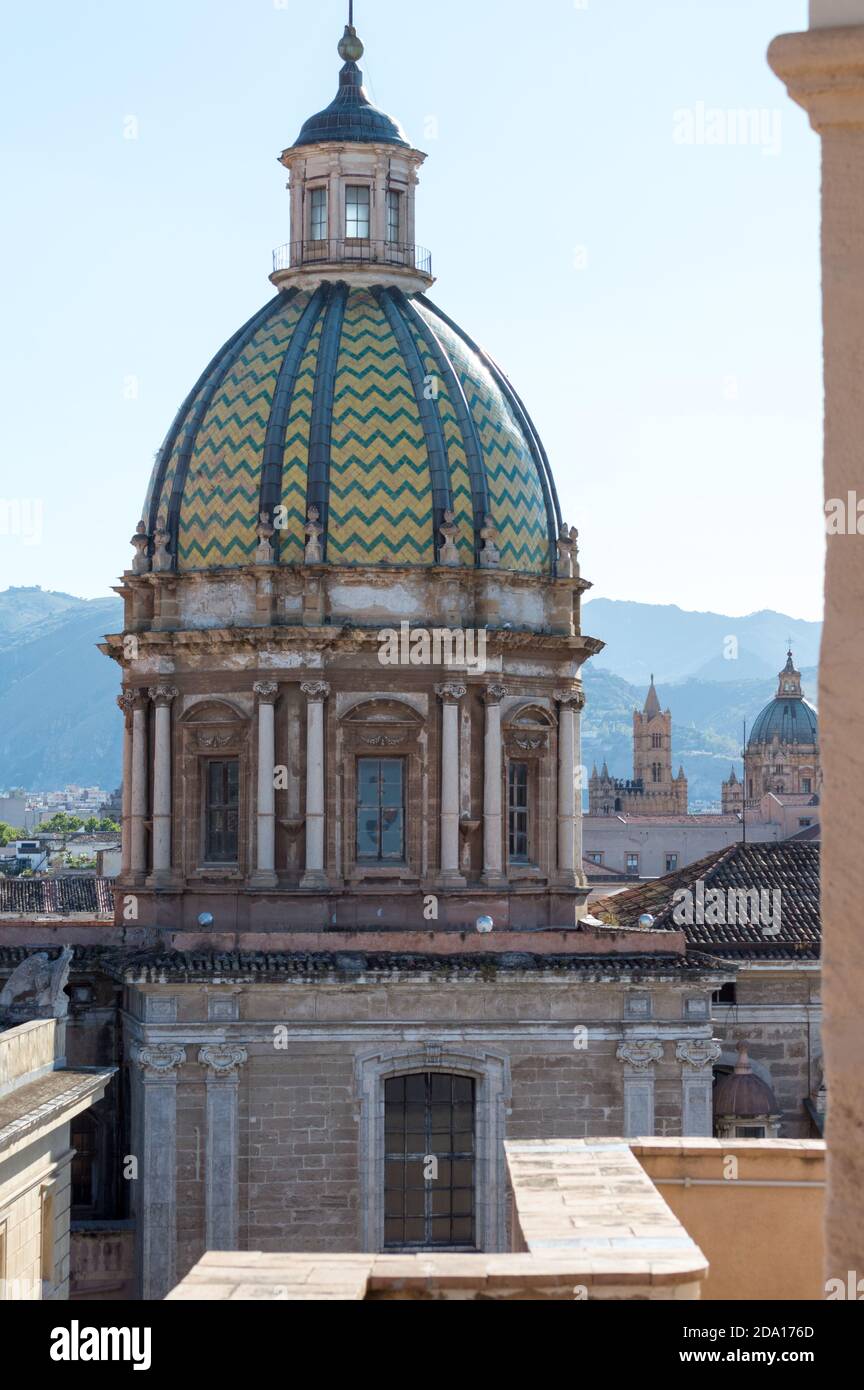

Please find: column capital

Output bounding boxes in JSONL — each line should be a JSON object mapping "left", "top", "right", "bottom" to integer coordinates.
{"left": 148, "top": 685, "right": 180, "bottom": 707}
{"left": 131, "top": 1043, "right": 187, "bottom": 1076}
{"left": 435, "top": 682, "right": 468, "bottom": 704}
{"left": 124, "top": 688, "right": 150, "bottom": 712}
{"left": 554, "top": 688, "right": 586, "bottom": 712}
{"left": 676, "top": 1039, "right": 722, "bottom": 1072}
{"left": 482, "top": 683, "right": 508, "bottom": 706}
{"left": 198, "top": 1044, "right": 248, "bottom": 1076}
{"left": 253, "top": 680, "right": 280, "bottom": 705}
{"left": 301, "top": 680, "right": 331, "bottom": 703}
{"left": 117, "top": 691, "right": 137, "bottom": 719}
{"left": 769, "top": 26, "right": 864, "bottom": 131}
{"left": 616, "top": 1040, "right": 664, "bottom": 1071}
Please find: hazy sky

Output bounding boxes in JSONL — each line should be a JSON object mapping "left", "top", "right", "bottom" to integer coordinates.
{"left": 0, "top": 0, "right": 823, "bottom": 619}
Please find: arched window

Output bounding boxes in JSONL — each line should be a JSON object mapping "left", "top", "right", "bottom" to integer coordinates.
{"left": 384, "top": 1073, "right": 475, "bottom": 1249}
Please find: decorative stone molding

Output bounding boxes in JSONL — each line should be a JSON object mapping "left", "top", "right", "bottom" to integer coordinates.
{"left": 131, "top": 1044, "right": 187, "bottom": 1076}
{"left": 676, "top": 1040, "right": 722, "bottom": 1072}
{"left": 117, "top": 691, "right": 137, "bottom": 720}
{"left": 253, "top": 681, "right": 280, "bottom": 704}
{"left": 617, "top": 1041, "right": 664, "bottom": 1071}
{"left": 361, "top": 734, "right": 403, "bottom": 748}
{"left": 554, "top": 688, "right": 586, "bottom": 712}
{"left": 304, "top": 506, "right": 323, "bottom": 564}
{"left": 439, "top": 509, "right": 460, "bottom": 567}
{"left": 301, "top": 680, "right": 331, "bottom": 702}
{"left": 510, "top": 734, "right": 546, "bottom": 752}
{"left": 435, "top": 682, "right": 467, "bottom": 704}
{"left": 148, "top": 685, "right": 180, "bottom": 707}
{"left": 196, "top": 732, "right": 235, "bottom": 749}
{"left": 198, "top": 1045, "right": 248, "bottom": 1076}
{"left": 482, "top": 683, "right": 508, "bottom": 706}
{"left": 130, "top": 520, "right": 151, "bottom": 575}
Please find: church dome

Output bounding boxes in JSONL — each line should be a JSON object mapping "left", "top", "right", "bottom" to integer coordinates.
{"left": 142, "top": 284, "right": 560, "bottom": 575}
{"left": 748, "top": 652, "right": 818, "bottom": 748}
{"left": 292, "top": 34, "right": 410, "bottom": 149}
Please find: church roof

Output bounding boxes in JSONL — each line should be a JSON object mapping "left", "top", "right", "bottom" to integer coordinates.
{"left": 143, "top": 285, "right": 561, "bottom": 574}
{"left": 593, "top": 841, "right": 820, "bottom": 961}
{"left": 643, "top": 676, "right": 661, "bottom": 718}
{"left": 291, "top": 25, "right": 410, "bottom": 149}
{"left": 748, "top": 697, "right": 818, "bottom": 747}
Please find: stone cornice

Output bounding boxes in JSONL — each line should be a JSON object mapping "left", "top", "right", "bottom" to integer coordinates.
{"left": 769, "top": 26, "right": 864, "bottom": 129}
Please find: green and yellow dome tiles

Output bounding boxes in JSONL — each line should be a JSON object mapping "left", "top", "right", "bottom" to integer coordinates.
{"left": 143, "top": 285, "right": 562, "bottom": 575}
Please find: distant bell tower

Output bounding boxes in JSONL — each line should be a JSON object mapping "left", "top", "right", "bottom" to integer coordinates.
{"left": 588, "top": 676, "right": 688, "bottom": 816}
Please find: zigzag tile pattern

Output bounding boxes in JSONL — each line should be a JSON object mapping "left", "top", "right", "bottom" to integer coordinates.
{"left": 142, "top": 288, "right": 557, "bottom": 576}
{"left": 178, "top": 296, "right": 307, "bottom": 568}
{"left": 328, "top": 289, "right": 435, "bottom": 566}
{"left": 416, "top": 304, "right": 551, "bottom": 573}
{"left": 277, "top": 307, "right": 325, "bottom": 565}
{"left": 406, "top": 319, "right": 476, "bottom": 564}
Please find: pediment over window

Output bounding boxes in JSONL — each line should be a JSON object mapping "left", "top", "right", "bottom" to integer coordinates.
{"left": 180, "top": 698, "right": 249, "bottom": 725}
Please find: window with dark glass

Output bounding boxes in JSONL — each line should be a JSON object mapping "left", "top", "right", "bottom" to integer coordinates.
{"left": 665, "top": 853, "right": 679, "bottom": 873}
{"left": 384, "top": 1073, "right": 475, "bottom": 1249}
{"left": 802, "top": 779, "right": 812, "bottom": 794}
{"left": 626, "top": 853, "right": 640, "bottom": 873}
{"left": 357, "top": 758, "right": 405, "bottom": 862}
{"left": 386, "top": 189, "right": 401, "bottom": 243}
{"left": 71, "top": 1113, "right": 98, "bottom": 1209}
{"left": 310, "top": 186, "right": 328, "bottom": 240}
{"left": 508, "top": 761, "right": 529, "bottom": 862}
{"left": 205, "top": 759, "right": 239, "bottom": 863}
{"left": 345, "top": 185, "right": 370, "bottom": 238}
{"left": 652, "top": 732, "right": 662, "bottom": 749}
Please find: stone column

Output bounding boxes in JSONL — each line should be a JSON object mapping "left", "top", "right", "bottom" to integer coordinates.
{"left": 676, "top": 1041, "right": 722, "bottom": 1137}
{"left": 131, "top": 1044, "right": 186, "bottom": 1301}
{"left": 373, "top": 157, "right": 387, "bottom": 246}
{"left": 117, "top": 693, "right": 135, "bottom": 877}
{"left": 436, "top": 683, "right": 467, "bottom": 887}
{"left": 554, "top": 689, "right": 586, "bottom": 887}
{"left": 129, "top": 691, "right": 150, "bottom": 880}
{"left": 481, "top": 685, "right": 508, "bottom": 887}
{"left": 251, "top": 682, "right": 279, "bottom": 889}
{"left": 198, "top": 1045, "right": 248, "bottom": 1253}
{"left": 300, "top": 681, "right": 330, "bottom": 889}
{"left": 769, "top": 0, "right": 864, "bottom": 1287}
{"left": 616, "top": 1041, "right": 664, "bottom": 1138}
{"left": 148, "top": 685, "right": 179, "bottom": 884}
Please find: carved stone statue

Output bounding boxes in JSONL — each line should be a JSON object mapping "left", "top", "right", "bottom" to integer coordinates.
{"left": 152, "top": 517, "right": 173, "bottom": 573}
{"left": 556, "top": 525, "right": 580, "bottom": 579}
{"left": 479, "top": 515, "right": 500, "bottom": 569}
{"left": 130, "top": 520, "right": 151, "bottom": 575}
{"left": 304, "top": 506, "right": 323, "bottom": 564}
{"left": 255, "top": 510, "right": 275, "bottom": 565}
{"left": 0, "top": 946, "right": 74, "bottom": 1022}
{"left": 439, "top": 509, "right": 460, "bottom": 567}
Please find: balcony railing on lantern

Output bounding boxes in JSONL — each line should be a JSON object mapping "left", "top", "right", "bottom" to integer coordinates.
{"left": 272, "top": 239, "right": 433, "bottom": 277}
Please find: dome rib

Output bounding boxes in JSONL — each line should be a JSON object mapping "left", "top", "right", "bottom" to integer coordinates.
{"left": 418, "top": 294, "right": 562, "bottom": 569}
{"left": 307, "top": 283, "right": 349, "bottom": 558}
{"left": 259, "top": 286, "right": 328, "bottom": 542}
{"left": 376, "top": 287, "right": 453, "bottom": 562}
{"left": 146, "top": 294, "right": 283, "bottom": 538}
{"left": 400, "top": 293, "right": 489, "bottom": 561}
{"left": 159, "top": 294, "right": 291, "bottom": 557}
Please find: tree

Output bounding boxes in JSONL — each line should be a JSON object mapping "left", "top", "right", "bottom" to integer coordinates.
{"left": 39, "top": 813, "right": 85, "bottom": 834}
{"left": 0, "top": 822, "right": 26, "bottom": 847}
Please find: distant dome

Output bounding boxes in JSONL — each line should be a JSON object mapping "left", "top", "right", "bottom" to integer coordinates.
{"left": 715, "top": 1047, "right": 780, "bottom": 1121}
{"left": 143, "top": 285, "right": 559, "bottom": 574}
{"left": 748, "top": 698, "right": 818, "bottom": 748}
{"left": 748, "top": 650, "right": 818, "bottom": 748}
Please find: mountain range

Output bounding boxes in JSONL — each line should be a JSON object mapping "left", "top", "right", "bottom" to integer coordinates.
{"left": 0, "top": 587, "right": 821, "bottom": 805}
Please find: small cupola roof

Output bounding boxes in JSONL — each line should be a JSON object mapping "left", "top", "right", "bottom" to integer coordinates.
{"left": 714, "top": 1045, "right": 780, "bottom": 1120}
{"left": 643, "top": 675, "right": 661, "bottom": 719}
{"left": 291, "top": 22, "right": 411, "bottom": 149}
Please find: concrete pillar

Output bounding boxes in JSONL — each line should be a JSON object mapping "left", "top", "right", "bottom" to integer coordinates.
{"left": 554, "top": 689, "right": 586, "bottom": 887}
{"left": 616, "top": 1041, "right": 664, "bottom": 1138}
{"left": 436, "top": 683, "right": 467, "bottom": 887}
{"left": 129, "top": 691, "right": 150, "bottom": 880}
{"left": 481, "top": 685, "right": 508, "bottom": 887}
{"left": 148, "top": 685, "right": 178, "bottom": 884}
{"left": 373, "top": 157, "right": 387, "bottom": 246}
{"left": 676, "top": 1041, "right": 722, "bottom": 1137}
{"left": 251, "top": 682, "right": 279, "bottom": 889}
{"left": 300, "top": 681, "right": 330, "bottom": 889}
{"left": 328, "top": 155, "right": 341, "bottom": 247}
{"left": 131, "top": 1044, "right": 186, "bottom": 1300}
{"left": 198, "top": 1046, "right": 247, "bottom": 1252}
{"left": 117, "top": 693, "right": 135, "bottom": 877}
{"left": 769, "top": 0, "right": 864, "bottom": 1288}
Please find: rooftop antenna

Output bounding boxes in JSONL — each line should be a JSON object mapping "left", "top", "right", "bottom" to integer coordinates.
{"left": 349, "top": 0, "right": 354, "bottom": 24}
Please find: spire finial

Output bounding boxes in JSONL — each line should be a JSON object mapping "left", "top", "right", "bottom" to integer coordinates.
{"left": 339, "top": 3, "right": 364, "bottom": 62}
